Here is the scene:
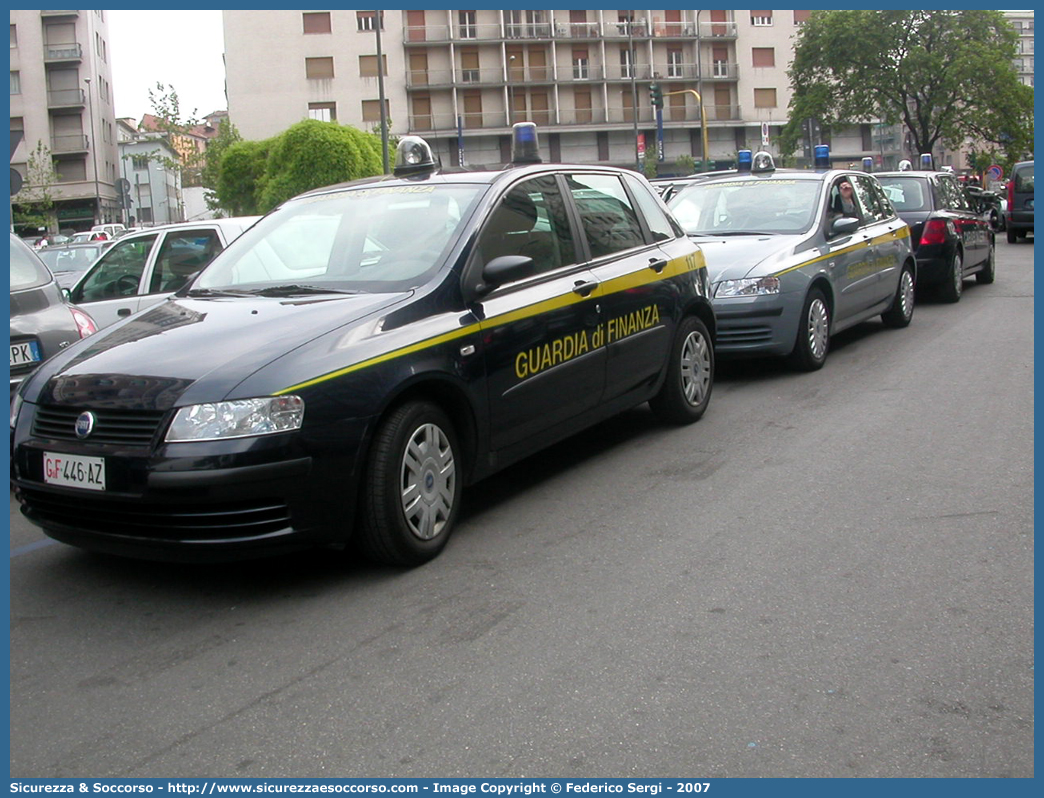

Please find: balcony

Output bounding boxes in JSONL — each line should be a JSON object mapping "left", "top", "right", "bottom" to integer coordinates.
{"left": 43, "top": 42, "right": 82, "bottom": 62}
{"left": 706, "top": 61, "right": 739, "bottom": 80}
{"left": 553, "top": 22, "right": 602, "bottom": 40}
{"left": 406, "top": 66, "right": 558, "bottom": 90}
{"left": 503, "top": 22, "right": 553, "bottom": 40}
{"left": 603, "top": 21, "right": 652, "bottom": 40}
{"left": 51, "top": 134, "right": 89, "bottom": 154}
{"left": 40, "top": 10, "right": 79, "bottom": 18}
{"left": 698, "top": 21, "right": 738, "bottom": 39}
{"left": 47, "top": 88, "right": 85, "bottom": 109}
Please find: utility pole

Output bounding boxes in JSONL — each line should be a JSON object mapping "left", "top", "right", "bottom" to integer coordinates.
{"left": 374, "top": 10, "right": 390, "bottom": 174}
{"left": 628, "top": 18, "right": 639, "bottom": 171}
{"left": 83, "top": 77, "right": 101, "bottom": 225}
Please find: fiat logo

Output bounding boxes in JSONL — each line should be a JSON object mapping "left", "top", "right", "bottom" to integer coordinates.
{"left": 74, "top": 411, "right": 97, "bottom": 439}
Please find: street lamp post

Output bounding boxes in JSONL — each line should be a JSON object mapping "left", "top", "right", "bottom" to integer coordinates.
{"left": 695, "top": 10, "right": 706, "bottom": 172}
{"left": 508, "top": 55, "right": 516, "bottom": 126}
{"left": 374, "top": 10, "right": 390, "bottom": 174}
{"left": 83, "top": 77, "right": 101, "bottom": 225}
{"left": 629, "top": 20, "right": 639, "bottom": 171}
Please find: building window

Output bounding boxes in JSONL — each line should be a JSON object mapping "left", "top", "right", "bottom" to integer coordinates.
{"left": 11, "top": 116, "right": 23, "bottom": 133}
{"left": 132, "top": 155, "right": 149, "bottom": 170}
{"left": 361, "top": 99, "right": 389, "bottom": 122}
{"left": 356, "top": 11, "right": 383, "bottom": 32}
{"left": 461, "top": 49, "right": 480, "bottom": 83}
{"left": 793, "top": 10, "right": 811, "bottom": 26}
{"left": 10, "top": 24, "right": 16, "bottom": 48}
{"left": 305, "top": 57, "right": 335, "bottom": 79}
{"left": 308, "top": 102, "right": 336, "bottom": 122}
{"left": 754, "top": 88, "right": 777, "bottom": 108}
{"left": 620, "top": 48, "right": 634, "bottom": 80}
{"left": 572, "top": 48, "right": 589, "bottom": 80}
{"left": 667, "top": 49, "right": 683, "bottom": 78}
{"left": 752, "top": 47, "right": 775, "bottom": 68}
{"left": 10, "top": 70, "right": 20, "bottom": 95}
{"left": 751, "top": 11, "right": 773, "bottom": 27}
{"left": 459, "top": 10, "right": 476, "bottom": 39}
{"left": 359, "top": 54, "right": 387, "bottom": 77}
{"left": 303, "top": 12, "right": 331, "bottom": 35}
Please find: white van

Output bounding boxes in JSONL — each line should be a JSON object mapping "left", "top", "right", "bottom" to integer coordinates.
{"left": 90, "top": 223, "right": 127, "bottom": 239}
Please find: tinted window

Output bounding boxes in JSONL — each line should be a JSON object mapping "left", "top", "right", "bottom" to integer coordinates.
{"left": 622, "top": 173, "right": 677, "bottom": 242}
{"left": 75, "top": 234, "right": 158, "bottom": 302}
{"left": 937, "top": 176, "right": 969, "bottom": 211}
{"left": 853, "top": 174, "right": 890, "bottom": 222}
{"left": 149, "top": 229, "right": 223, "bottom": 293}
{"left": 475, "top": 175, "right": 577, "bottom": 277}
{"left": 567, "top": 173, "right": 646, "bottom": 259}
{"left": 1014, "top": 164, "right": 1034, "bottom": 192}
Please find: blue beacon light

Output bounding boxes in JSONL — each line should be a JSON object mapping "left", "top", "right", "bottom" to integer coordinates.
{"left": 511, "top": 123, "right": 542, "bottom": 164}
{"left": 737, "top": 149, "right": 753, "bottom": 173}
{"left": 813, "top": 145, "right": 831, "bottom": 170}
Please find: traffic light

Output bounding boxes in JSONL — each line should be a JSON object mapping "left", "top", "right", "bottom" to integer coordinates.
{"left": 649, "top": 82, "right": 663, "bottom": 109}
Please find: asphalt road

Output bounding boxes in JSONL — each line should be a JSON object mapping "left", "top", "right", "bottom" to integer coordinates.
{"left": 9, "top": 238, "right": 1034, "bottom": 778}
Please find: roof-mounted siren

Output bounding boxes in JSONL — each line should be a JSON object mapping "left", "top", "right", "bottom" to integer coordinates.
{"left": 898, "top": 159, "right": 913, "bottom": 171}
{"left": 861, "top": 157, "right": 874, "bottom": 173}
{"left": 737, "top": 149, "right": 753, "bottom": 173}
{"left": 511, "top": 122, "right": 542, "bottom": 165}
{"left": 813, "top": 145, "right": 831, "bottom": 170}
{"left": 919, "top": 152, "right": 934, "bottom": 170}
{"left": 752, "top": 151, "right": 776, "bottom": 173}
{"left": 393, "top": 136, "right": 438, "bottom": 177}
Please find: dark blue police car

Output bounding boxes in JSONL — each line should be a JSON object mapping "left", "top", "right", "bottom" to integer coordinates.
{"left": 11, "top": 126, "right": 716, "bottom": 566}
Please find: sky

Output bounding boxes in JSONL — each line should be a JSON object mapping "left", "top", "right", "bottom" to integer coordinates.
{"left": 108, "top": 10, "right": 227, "bottom": 123}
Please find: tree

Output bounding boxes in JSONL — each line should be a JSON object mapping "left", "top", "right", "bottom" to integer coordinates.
{"left": 13, "top": 141, "right": 62, "bottom": 232}
{"left": 143, "top": 81, "right": 206, "bottom": 186}
{"left": 257, "top": 119, "right": 383, "bottom": 212}
{"left": 781, "top": 10, "right": 1034, "bottom": 163}
{"left": 214, "top": 138, "right": 271, "bottom": 217}
{"left": 201, "top": 117, "right": 243, "bottom": 213}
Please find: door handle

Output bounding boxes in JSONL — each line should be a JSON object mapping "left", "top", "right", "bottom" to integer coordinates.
{"left": 648, "top": 257, "right": 668, "bottom": 273}
{"left": 572, "top": 280, "right": 598, "bottom": 297}
{"left": 117, "top": 308, "right": 132, "bottom": 317}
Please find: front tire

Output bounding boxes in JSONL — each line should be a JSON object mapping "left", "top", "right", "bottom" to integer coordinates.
{"left": 937, "top": 248, "right": 964, "bottom": 303}
{"left": 976, "top": 243, "right": 996, "bottom": 285}
{"left": 358, "top": 401, "right": 462, "bottom": 566}
{"left": 788, "top": 287, "right": 830, "bottom": 371}
{"left": 1007, "top": 227, "right": 1017, "bottom": 244}
{"left": 882, "top": 264, "right": 915, "bottom": 328}
{"left": 649, "top": 315, "right": 714, "bottom": 425}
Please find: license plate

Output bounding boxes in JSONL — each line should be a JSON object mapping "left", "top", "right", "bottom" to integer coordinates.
{"left": 10, "top": 341, "right": 42, "bottom": 367}
{"left": 43, "top": 452, "right": 106, "bottom": 491}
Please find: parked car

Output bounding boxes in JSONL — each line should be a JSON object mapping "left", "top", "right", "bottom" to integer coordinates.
{"left": 91, "top": 222, "right": 127, "bottom": 239}
{"left": 876, "top": 169, "right": 995, "bottom": 302}
{"left": 11, "top": 128, "right": 715, "bottom": 566}
{"left": 35, "top": 241, "right": 113, "bottom": 289}
{"left": 67, "top": 217, "right": 261, "bottom": 328}
{"left": 9, "top": 234, "right": 98, "bottom": 396}
{"left": 69, "top": 230, "right": 110, "bottom": 244}
{"left": 666, "top": 150, "right": 915, "bottom": 370}
{"left": 1006, "top": 160, "right": 1033, "bottom": 243}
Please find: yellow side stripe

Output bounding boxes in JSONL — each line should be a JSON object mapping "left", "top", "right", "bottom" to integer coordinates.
{"left": 772, "top": 227, "right": 910, "bottom": 278}
{"left": 275, "top": 252, "right": 704, "bottom": 395}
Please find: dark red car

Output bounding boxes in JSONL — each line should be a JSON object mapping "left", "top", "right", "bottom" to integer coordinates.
{"left": 876, "top": 170, "right": 995, "bottom": 302}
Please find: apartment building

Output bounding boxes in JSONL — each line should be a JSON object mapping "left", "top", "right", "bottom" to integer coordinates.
{"left": 10, "top": 9, "right": 119, "bottom": 232}
{"left": 1005, "top": 10, "right": 1034, "bottom": 87}
{"left": 116, "top": 118, "right": 183, "bottom": 226}
{"left": 225, "top": 9, "right": 891, "bottom": 173}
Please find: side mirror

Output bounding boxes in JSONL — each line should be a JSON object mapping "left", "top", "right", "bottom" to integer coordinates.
{"left": 470, "top": 255, "right": 534, "bottom": 299}
{"left": 62, "top": 288, "right": 71, "bottom": 302}
{"left": 829, "top": 217, "right": 860, "bottom": 237}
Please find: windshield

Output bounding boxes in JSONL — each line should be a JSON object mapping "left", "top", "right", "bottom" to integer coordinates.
{"left": 10, "top": 235, "right": 53, "bottom": 291}
{"left": 195, "top": 183, "right": 485, "bottom": 294}
{"left": 669, "top": 178, "right": 823, "bottom": 236}
{"left": 877, "top": 176, "right": 930, "bottom": 212}
{"left": 37, "top": 245, "right": 103, "bottom": 273}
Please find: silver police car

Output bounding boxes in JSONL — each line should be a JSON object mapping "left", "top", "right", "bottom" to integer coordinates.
{"left": 667, "top": 149, "right": 916, "bottom": 370}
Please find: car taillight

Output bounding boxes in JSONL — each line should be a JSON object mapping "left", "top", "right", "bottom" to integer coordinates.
{"left": 920, "top": 219, "right": 949, "bottom": 246}
{"left": 1008, "top": 179, "right": 1014, "bottom": 208}
{"left": 69, "top": 307, "right": 97, "bottom": 338}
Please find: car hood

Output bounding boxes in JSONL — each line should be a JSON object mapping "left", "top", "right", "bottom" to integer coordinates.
{"left": 689, "top": 234, "right": 803, "bottom": 283}
{"left": 24, "top": 291, "right": 412, "bottom": 410}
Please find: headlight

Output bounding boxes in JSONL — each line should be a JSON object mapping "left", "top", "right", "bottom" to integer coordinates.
{"left": 10, "top": 392, "right": 23, "bottom": 429}
{"left": 166, "top": 396, "right": 305, "bottom": 442}
{"left": 714, "top": 276, "right": 781, "bottom": 298}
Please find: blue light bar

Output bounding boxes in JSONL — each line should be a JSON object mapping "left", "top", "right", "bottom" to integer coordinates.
{"left": 511, "top": 123, "right": 541, "bottom": 164}
{"left": 737, "top": 149, "right": 752, "bottom": 173}
{"left": 862, "top": 157, "right": 874, "bottom": 172}
{"left": 813, "top": 145, "right": 830, "bottom": 170}
{"left": 919, "top": 152, "right": 934, "bottom": 170}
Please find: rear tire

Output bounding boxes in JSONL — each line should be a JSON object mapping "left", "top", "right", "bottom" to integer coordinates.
{"left": 358, "top": 401, "right": 461, "bottom": 566}
{"left": 882, "top": 264, "right": 915, "bottom": 328}
{"left": 1007, "top": 227, "right": 1017, "bottom": 244}
{"left": 788, "top": 287, "right": 830, "bottom": 371}
{"left": 649, "top": 315, "right": 713, "bottom": 425}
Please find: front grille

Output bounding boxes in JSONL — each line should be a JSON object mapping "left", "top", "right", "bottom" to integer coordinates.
{"left": 718, "top": 325, "right": 774, "bottom": 345}
{"left": 32, "top": 406, "right": 168, "bottom": 447}
{"left": 20, "top": 487, "right": 292, "bottom": 541}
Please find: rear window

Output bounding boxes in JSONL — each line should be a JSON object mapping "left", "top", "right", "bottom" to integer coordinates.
{"left": 10, "top": 235, "right": 53, "bottom": 291}
{"left": 1014, "top": 164, "right": 1034, "bottom": 193}
{"left": 878, "top": 177, "right": 930, "bottom": 212}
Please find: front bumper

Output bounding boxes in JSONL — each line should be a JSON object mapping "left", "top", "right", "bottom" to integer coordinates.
{"left": 712, "top": 292, "right": 801, "bottom": 358}
{"left": 12, "top": 405, "right": 371, "bottom": 562}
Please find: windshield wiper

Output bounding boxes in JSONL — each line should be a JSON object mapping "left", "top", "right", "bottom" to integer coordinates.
{"left": 245, "top": 284, "right": 363, "bottom": 297}
{"left": 184, "top": 287, "right": 256, "bottom": 297}
{"left": 714, "top": 231, "right": 775, "bottom": 237}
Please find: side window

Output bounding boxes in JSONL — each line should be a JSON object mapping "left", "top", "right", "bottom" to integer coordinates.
{"left": 853, "top": 175, "right": 889, "bottom": 223}
{"left": 475, "top": 175, "right": 576, "bottom": 277}
{"left": 622, "top": 173, "right": 678, "bottom": 242}
{"left": 568, "top": 173, "right": 646, "bottom": 259}
{"left": 829, "top": 177, "right": 864, "bottom": 223}
{"left": 149, "top": 229, "right": 223, "bottom": 293}
{"left": 869, "top": 179, "right": 897, "bottom": 219}
{"left": 75, "top": 234, "right": 158, "bottom": 302}
{"left": 941, "top": 177, "right": 970, "bottom": 211}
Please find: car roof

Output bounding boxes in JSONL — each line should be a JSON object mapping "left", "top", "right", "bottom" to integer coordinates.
{"left": 115, "top": 216, "right": 262, "bottom": 240}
